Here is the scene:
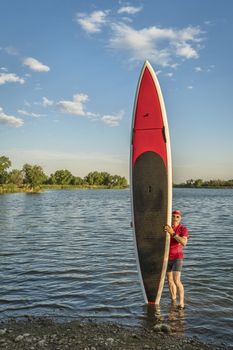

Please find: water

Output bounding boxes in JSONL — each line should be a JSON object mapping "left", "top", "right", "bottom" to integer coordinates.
{"left": 0, "top": 188, "right": 232, "bottom": 346}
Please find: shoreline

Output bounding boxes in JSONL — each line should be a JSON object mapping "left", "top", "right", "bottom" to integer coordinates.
{"left": 174, "top": 186, "right": 233, "bottom": 189}
{"left": 0, "top": 185, "right": 128, "bottom": 194}
{"left": 1, "top": 185, "right": 233, "bottom": 195}
{"left": 0, "top": 317, "right": 231, "bottom": 350}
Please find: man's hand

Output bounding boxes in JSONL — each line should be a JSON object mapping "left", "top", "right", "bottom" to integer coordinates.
{"left": 164, "top": 225, "right": 174, "bottom": 236}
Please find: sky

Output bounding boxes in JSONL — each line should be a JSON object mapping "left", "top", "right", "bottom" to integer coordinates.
{"left": 0, "top": 0, "right": 233, "bottom": 183}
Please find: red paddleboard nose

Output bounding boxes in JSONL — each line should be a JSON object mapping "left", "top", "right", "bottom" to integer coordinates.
{"left": 148, "top": 301, "right": 155, "bottom": 305}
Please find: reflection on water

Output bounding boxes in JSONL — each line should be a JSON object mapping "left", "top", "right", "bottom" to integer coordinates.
{"left": 0, "top": 188, "right": 233, "bottom": 346}
{"left": 143, "top": 303, "right": 185, "bottom": 335}
{"left": 144, "top": 304, "right": 164, "bottom": 325}
{"left": 167, "top": 303, "right": 185, "bottom": 334}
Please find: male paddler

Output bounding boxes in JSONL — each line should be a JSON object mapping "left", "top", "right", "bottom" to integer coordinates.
{"left": 164, "top": 210, "right": 189, "bottom": 309}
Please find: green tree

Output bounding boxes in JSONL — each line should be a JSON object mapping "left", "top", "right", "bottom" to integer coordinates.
{"left": 0, "top": 156, "right": 11, "bottom": 184}
{"left": 227, "top": 179, "right": 233, "bottom": 187}
{"left": 84, "top": 171, "right": 128, "bottom": 187}
{"left": 100, "top": 172, "right": 112, "bottom": 186}
{"left": 23, "top": 164, "right": 47, "bottom": 189}
{"left": 70, "top": 176, "right": 83, "bottom": 186}
{"left": 84, "top": 171, "right": 102, "bottom": 185}
{"left": 186, "top": 179, "right": 195, "bottom": 187}
{"left": 194, "top": 179, "right": 203, "bottom": 188}
{"left": 8, "top": 169, "right": 24, "bottom": 186}
{"left": 111, "top": 175, "right": 128, "bottom": 187}
{"left": 47, "top": 173, "right": 56, "bottom": 185}
{"left": 53, "top": 169, "right": 73, "bottom": 185}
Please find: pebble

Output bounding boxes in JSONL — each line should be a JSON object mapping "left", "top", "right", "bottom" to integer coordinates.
{"left": 160, "top": 324, "right": 171, "bottom": 333}
{"left": 23, "top": 333, "right": 31, "bottom": 337}
{"left": 153, "top": 323, "right": 172, "bottom": 333}
{"left": 106, "top": 337, "right": 115, "bottom": 345}
{"left": 38, "top": 339, "right": 46, "bottom": 347}
{"left": 15, "top": 335, "right": 24, "bottom": 342}
{"left": 132, "top": 333, "right": 140, "bottom": 339}
{"left": 0, "top": 328, "right": 7, "bottom": 336}
{"left": 153, "top": 324, "right": 162, "bottom": 332}
{"left": 25, "top": 337, "right": 33, "bottom": 343}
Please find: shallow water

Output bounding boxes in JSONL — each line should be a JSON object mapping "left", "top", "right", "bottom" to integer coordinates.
{"left": 0, "top": 188, "right": 232, "bottom": 346}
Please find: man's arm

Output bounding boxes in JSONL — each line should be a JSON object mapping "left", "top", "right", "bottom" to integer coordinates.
{"left": 164, "top": 225, "right": 188, "bottom": 247}
{"left": 173, "top": 234, "right": 187, "bottom": 247}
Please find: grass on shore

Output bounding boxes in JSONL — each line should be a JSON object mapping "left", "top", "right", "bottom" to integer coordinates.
{"left": 0, "top": 184, "right": 128, "bottom": 194}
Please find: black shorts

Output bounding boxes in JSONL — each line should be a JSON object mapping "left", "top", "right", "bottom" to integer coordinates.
{"left": 167, "top": 259, "right": 183, "bottom": 272}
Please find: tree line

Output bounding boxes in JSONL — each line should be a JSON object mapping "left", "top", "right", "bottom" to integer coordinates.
{"left": 0, "top": 156, "right": 128, "bottom": 190}
{"left": 175, "top": 178, "right": 233, "bottom": 188}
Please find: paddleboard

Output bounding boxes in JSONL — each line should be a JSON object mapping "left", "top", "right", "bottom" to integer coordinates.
{"left": 130, "top": 60, "right": 172, "bottom": 305}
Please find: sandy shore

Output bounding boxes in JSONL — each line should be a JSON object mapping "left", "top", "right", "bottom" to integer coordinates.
{"left": 0, "top": 317, "right": 231, "bottom": 350}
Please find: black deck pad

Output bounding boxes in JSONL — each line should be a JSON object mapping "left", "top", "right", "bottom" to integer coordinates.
{"left": 133, "top": 151, "right": 168, "bottom": 302}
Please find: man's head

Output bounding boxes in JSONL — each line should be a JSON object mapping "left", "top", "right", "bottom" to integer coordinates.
{"left": 172, "top": 210, "right": 182, "bottom": 226}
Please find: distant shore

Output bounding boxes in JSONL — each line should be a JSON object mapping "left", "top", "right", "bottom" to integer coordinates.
{"left": 0, "top": 184, "right": 128, "bottom": 194}
{"left": 0, "top": 317, "right": 230, "bottom": 350}
{"left": 174, "top": 185, "right": 233, "bottom": 189}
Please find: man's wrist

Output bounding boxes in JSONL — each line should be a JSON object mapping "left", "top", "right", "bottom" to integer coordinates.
{"left": 174, "top": 234, "right": 180, "bottom": 242}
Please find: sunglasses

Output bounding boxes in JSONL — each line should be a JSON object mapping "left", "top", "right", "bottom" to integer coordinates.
{"left": 172, "top": 215, "right": 180, "bottom": 218}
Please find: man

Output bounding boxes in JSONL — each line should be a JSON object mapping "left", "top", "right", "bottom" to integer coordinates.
{"left": 164, "top": 210, "right": 189, "bottom": 309}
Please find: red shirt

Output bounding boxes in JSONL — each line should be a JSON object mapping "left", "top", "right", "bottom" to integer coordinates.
{"left": 169, "top": 224, "right": 189, "bottom": 260}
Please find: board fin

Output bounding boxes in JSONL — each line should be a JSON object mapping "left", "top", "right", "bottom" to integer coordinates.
{"left": 162, "top": 126, "right": 167, "bottom": 143}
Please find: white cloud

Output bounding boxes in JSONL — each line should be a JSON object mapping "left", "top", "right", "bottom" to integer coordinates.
{"left": 177, "top": 26, "right": 203, "bottom": 42}
{"left": 195, "top": 66, "right": 202, "bottom": 72}
{"left": 101, "top": 110, "right": 124, "bottom": 127}
{"left": 117, "top": 6, "right": 143, "bottom": 15}
{"left": 42, "top": 96, "right": 54, "bottom": 107}
{"left": 76, "top": 8, "right": 204, "bottom": 67}
{"left": 187, "top": 85, "right": 193, "bottom": 89}
{"left": 23, "top": 57, "right": 50, "bottom": 72}
{"left": 109, "top": 23, "right": 204, "bottom": 67}
{"left": 207, "top": 64, "right": 215, "bottom": 72}
{"left": 56, "top": 93, "right": 123, "bottom": 127}
{"left": 109, "top": 23, "right": 171, "bottom": 67}
{"left": 4, "top": 46, "right": 19, "bottom": 56}
{"left": 76, "top": 10, "right": 109, "bottom": 33}
{"left": 166, "top": 72, "right": 173, "bottom": 77}
{"left": 57, "top": 93, "right": 97, "bottom": 118}
{"left": 0, "top": 107, "right": 24, "bottom": 127}
{"left": 0, "top": 67, "right": 8, "bottom": 72}
{"left": 24, "top": 100, "right": 31, "bottom": 107}
{"left": 0, "top": 72, "right": 25, "bottom": 85}
{"left": 17, "top": 109, "right": 45, "bottom": 118}
{"left": 175, "top": 43, "right": 198, "bottom": 59}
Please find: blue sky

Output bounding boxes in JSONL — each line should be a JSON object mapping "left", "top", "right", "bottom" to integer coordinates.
{"left": 0, "top": 0, "right": 233, "bottom": 183}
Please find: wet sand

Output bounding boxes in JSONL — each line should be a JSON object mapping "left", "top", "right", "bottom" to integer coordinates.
{"left": 0, "top": 317, "right": 231, "bottom": 350}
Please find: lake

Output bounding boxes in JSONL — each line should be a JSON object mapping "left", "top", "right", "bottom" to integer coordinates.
{"left": 0, "top": 188, "right": 232, "bottom": 346}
